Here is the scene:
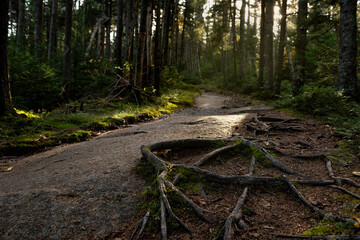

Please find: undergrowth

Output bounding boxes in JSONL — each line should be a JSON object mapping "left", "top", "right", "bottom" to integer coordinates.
{"left": 0, "top": 83, "right": 200, "bottom": 156}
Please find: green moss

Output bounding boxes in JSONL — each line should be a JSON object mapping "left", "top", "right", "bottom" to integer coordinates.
{"left": 302, "top": 219, "right": 355, "bottom": 236}
{"left": 1, "top": 83, "right": 199, "bottom": 156}
{"left": 233, "top": 142, "right": 272, "bottom": 168}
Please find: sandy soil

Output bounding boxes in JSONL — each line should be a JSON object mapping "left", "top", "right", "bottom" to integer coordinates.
{"left": 0, "top": 91, "right": 260, "bottom": 239}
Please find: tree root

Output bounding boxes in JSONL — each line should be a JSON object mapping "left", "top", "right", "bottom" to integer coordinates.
{"left": 223, "top": 156, "right": 255, "bottom": 239}
{"left": 237, "top": 137, "right": 306, "bottom": 177}
{"left": 134, "top": 137, "right": 358, "bottom": 239}
{"left": 130, "top": 208, "right": 151, "bottom": 240}
{"left": 281, "top": 175, "right": 350, "bottom": 222}
{"left": 194, "top": 144, "right": 238, "bottom": 167}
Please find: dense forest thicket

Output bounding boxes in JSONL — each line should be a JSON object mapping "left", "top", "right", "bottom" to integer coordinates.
{"left": 0, "top": 0, "right": 359, "bottom": 124}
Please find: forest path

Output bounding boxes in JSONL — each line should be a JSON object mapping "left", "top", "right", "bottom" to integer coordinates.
{"left": 0, "top": 91, "right": 267, "bottom": 239}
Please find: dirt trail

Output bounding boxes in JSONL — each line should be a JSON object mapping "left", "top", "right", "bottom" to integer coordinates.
{"left": 0, "top": 91, "right": 264, "bottom": 239}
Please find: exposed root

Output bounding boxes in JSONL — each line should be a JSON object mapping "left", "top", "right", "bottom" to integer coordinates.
{"left": 194, "top": 144, "right": 237, "bottom": 167}
{"left": 237, "top": 137, "right": 306, "bottom": 177}
{"left": 135, "top": 137, "right": 358, "bottom": 239}
{"left": 223, "top": 156, "right": 255, "bottom": 239}
{"left": 163, "top": 179, "right": 211, "bottom": 222}
{"left": 160, "top": 196, "right": 167, "bottom": 240}
{"left": 130, "top": 208, "right": 151, "bottom": 240}
{"left": 330, "top": 185, "right": 360, "bottom": 199}
{"left": 281, "top": 175, "right": 350, "bottom": 222}
{"left": 223, "top": 187, "right": 249, "bottom": 239}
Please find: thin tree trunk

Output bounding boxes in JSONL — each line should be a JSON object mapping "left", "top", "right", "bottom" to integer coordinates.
{"left": 34, "top": 0, "right": 43, "bottom": 58}
{"left": 258, "top": 0, "right": 265, "bottom": 88}
{"left": 264, "top": 0, "right": 274, "bottom": 91}
{"left": 145, "top": 0, "right": 153, "bottom": 87}
{"left": 162, "top": 0, "right": 172, "bottom": 67}
{"left": 154, "top": 0, "right": 161, "bottom": 96}
{"left": 62, "top": 0, "right": 73, "bottom": 103}
{"left": 105, "top": 0, "right": 112, "bottom": 59}
{"left": 48, "top": 0, "right": 58, "bottom": 60}
{"left": 251, "top": 9, "right": 257, "bottom": 72}
{"left": 293, "top": 0, "right": 307, "bottom": 95}
{"left": 125, "top": 0, "right": 138, "bottom": 62}
{"left": 179, "top": 0, "right": 189, "bottom": 70}
{"left": 232, "top": 0, "right": 237, "bottom": 82}
{"left": 98, "top": 12, "right": 105, "bottom": 58}
{"left": 0, "top": 0, "right": 12, "bottom": 115}
{"left": 114, "top": 0, "right": 124, "bottom": 75}
{"left": 338, "top": 0, "right": 358, "bottom": 99}
{"left": 17, "top": 0, "right": 25, "bottom": 50}
{"left": 135, "top": 0, "right": 148, "bottom": 88}
{"left": 275, "top": 0, "right": 287, "bottom": 95}
{"left": 239, "top": 0, "right": 246, "bottom": 79}
{"left": 285, "top": 29, "right": 297, "bottom": 86}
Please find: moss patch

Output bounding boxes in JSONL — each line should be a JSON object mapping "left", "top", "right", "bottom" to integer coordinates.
{"left": 0, "top": 83, "right": 200, "bottom": 156}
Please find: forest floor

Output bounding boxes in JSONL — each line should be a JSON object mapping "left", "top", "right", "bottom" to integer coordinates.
{"left": 0, "top": 91, "right": 359, "bottom": 239}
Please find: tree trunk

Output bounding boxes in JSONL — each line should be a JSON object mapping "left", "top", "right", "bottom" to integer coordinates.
{"left": 285, "top": 29, "right": 297, "bottom": 89}
{"left": 0, "top": 0, "right": 12, "bottom": 116}
{"left": 48, "top": 0, "right": 58, "bottom": 61}
{"left": 144, "top": 0, "right": 153, "bottom": 87}
{"left": 162, "top": 0, "right": 172, "bottom": 67}
{"left": 231, "top": 0, "right": 237, "bottom": 82}
{"left": 264, "top": 0, "right": 274, "bottom": 91}
{"left": 98, "top": 13, "right": 105, "bottom": 58}
{"left": 251, "top": 9, "right": 257, "bottom": 72}
{"left": 34, "top": 0, "right": 43, "bottom": 58}
{"left": 114, "top": 0, "right": 124, "bottom": 75}
{"left": 293, "top": 0, "right": 307, "bottom": 95}
{"left": 179, "top": 0, "right": 189, "bottom": 70}
{"left": 338, "top": 0, "right": 358, "bottom": 99}
{"left": 17, "top": 0, "right": 25, "bottom": 50}
{"left": 62, "top": 0, "right": 73, "bottom": 103}
{"left": 135, "top": 0, "right": 148, "bottom": 88}
{"left": 105, "top": 0, "right": 112, "bottom": 59}
{"left": 275, "top": 0, "right": 287, "bottom": 95}
{"left": 154, "top": 0, "right": 161, "bottom": 96}
{"left": 258, "top": 0, "right": 265, "bottom": 88}
{"left": 239, "top": 0, "right": 246, "bottom": 79}
{"left": 124, "top": 0, "right": 138, "bottom": 62}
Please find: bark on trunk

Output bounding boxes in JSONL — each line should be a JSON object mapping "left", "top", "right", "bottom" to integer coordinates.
{"left": 114, "top": 0, "right": 124, "bottom": 75}
{"left": 154, "top": 0, "right": 161, "bottom": 95}
{"left": 34, "top": 0, "right": 43, "bottom": 58}
{"left": 162, "top": 0, "right": 172, "bottom": 67}
{"left": 105, "top": 0, "right": 112, "bottom": 59}
{"left": 264, "top": 0, "right": 274, "bottom": 91}
{"left": 231, "top": 0, "right": 237, "bottom": 82}
{"left": 144, "top": 0, "right": 153, "bottom": 87}
{"left": 338, "top": 0, "right": 358, "bottom": 99}
{"left": 239, "top": 0, "right": 246, "bottom": 79}
{"left": 258, "top": 0, "right": 265, "bottom": 88}
{"left": 179, "top": 0, "right": 189, "bottom": 70}
{"left": 275, "top": 0, "right": 287, "bottom": 95}
{"left": 62, "top": 0, "right": 73, "bottom": 103}
{"left": 17, "top": 0, "right": 25, "bottom": 50}
{"left": 135, "top": 0, "right": 148, "bottom": 88}
{"left": 293, "top": 0, "right": 307, "bottom": 95}
{"left": 48, "top": 0, "right": 58, "bottom": 60}
{"left": 124, "top": 0, "right": 138, "bottom": 62}
{"left": 0, "top": 0, "right": 12, "bottom": 115}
